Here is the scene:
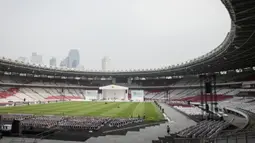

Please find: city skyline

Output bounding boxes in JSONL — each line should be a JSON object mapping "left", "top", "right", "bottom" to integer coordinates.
{"left": 16, "top": 50, "right": 82, "bottom": 68}
{"left": 31, "top": 52, "right": 43, "bottom": 65}
{"left": 0, "top": 0, "right": 231, "bottom": 70}
{"left": 16, "top": 51, "right": 115, "bottom": 71}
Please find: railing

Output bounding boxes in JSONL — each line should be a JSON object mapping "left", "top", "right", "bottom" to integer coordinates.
{"left": 162, "top": 131, "right": 255, "bottom": 143}
{"left": 207, "top": 131, "right": 255, "bottom": 143}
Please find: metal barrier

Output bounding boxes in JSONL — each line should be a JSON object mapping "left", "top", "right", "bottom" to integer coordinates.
{"left": 207, "top": 131, "right": 255, "bottom": 143}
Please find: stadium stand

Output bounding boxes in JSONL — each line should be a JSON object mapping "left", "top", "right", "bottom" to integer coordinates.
{"left": 0, "top": 0, "right": 254, "bottom": 142}
{"left": 178, "top": 120, "right": 231, "bottom": 139}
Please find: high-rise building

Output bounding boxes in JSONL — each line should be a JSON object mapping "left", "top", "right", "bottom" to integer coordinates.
{"left": 49, "top": 57, "right": 57, "bottom": 67}
{"left": 17, "top": 57, "right": 28, "bottom": 63}
{"left": 68, "top": 49, "right": 80, "bottom": 68}
{"left": 31, "top": 52, "right": 43, "bottom": 64}
{"left": 102, "top": 56, "right": 111, "bottom": 71}
{"left": 61, "top": 49, "right": 80, "bottom": 68}
{"left": 60, "top": 57, "right": 69, "bottom": 67}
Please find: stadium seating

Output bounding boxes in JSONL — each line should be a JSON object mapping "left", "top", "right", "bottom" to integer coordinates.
{"left": 174, "top": 94, "right": 233, "bottom": 102}
{"left": 0, "top": 87, "right": 88, "bottom": 103}
{"left": 178, "top": 120, "right": 230, "bottom": 139}
{"left": 0, "top": 88, "right": 21, "bottom": 102}
{"left": 173, "top": 106, "right": 204, "bottom": 116}
{"left": 2, "top": 114, "right": 34, "bottom": 123}
{"left": 45, "top": 95, "right": 82, "bottom": 100}
{"left": 218, "top": 97, "right": 255, "bottom": 114}
{"left": 21, "top": 115, "right": 63, "bottom": 130}
{"left": 1, "top": 114, "right": 145, "bottom": 132}
{"left": 144, "top": 90, "right": 168, "bottom": 100}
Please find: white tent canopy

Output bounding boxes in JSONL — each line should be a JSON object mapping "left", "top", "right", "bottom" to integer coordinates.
{"left": 99, "top": 84, "right": 128, "bottom": 90}
{"left": 99, "top": 84, "right": 128, "bottom": 101}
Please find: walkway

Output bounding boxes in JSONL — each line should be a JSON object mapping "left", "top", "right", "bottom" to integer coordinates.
{"left": 224, "top": 113, "right": 248, "bottom": 130}
{"left": 85, "top": 103, "right": 197, "bottom": 143}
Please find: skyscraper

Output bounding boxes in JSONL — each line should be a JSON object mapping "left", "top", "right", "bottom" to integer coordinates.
{"left": 102, "top": 56, "right": 111, "bottom": 71}
{"left": 60, "top": 49, "right": 80, "bottom": 68}
{"left": 49, "top": 57, "right": 57, "bottom": 67}
{"left": 60, "top": 57, "right": 69, "bottom": 67}
{"left": 68, "top": 49, "right": 80, "bottom": 68}
{"left": 31, "top": 52, "right": 43, "bottom": 64}
{"left": 17, "top": 57, "right": 29, "bottom": 63}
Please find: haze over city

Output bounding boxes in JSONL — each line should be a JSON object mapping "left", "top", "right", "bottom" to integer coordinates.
{"left": 0, "top": 0, "right": 231, "bottom": 70}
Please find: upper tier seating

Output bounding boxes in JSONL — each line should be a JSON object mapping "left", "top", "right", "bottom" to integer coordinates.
{"left": 144, "top": 90, "right": 168, "bottom": 100}
{"left": 218, "top": 97, "right": 255, "bottom": 114}
{"left": 144, "top": 88, "right": 236, "bottom": 102}
{"left": 172, "top": 94, "right": 233, "bottom": 102}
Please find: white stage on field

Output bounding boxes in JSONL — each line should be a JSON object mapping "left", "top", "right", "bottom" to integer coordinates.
{"left": 99, "top": 85, "right": 128, "bottom": 101}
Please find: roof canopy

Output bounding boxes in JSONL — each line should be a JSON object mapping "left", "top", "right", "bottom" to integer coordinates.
{"left": 99, "top": 84, "right": 128, "bottom": 90}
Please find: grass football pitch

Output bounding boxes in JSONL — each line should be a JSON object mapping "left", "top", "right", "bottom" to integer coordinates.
{"left": 0, "top": 102, "right": 164, "bottom": 121}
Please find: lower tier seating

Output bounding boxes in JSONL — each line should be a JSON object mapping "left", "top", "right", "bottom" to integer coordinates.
{"left": 178, "top": 120, "right": 230, "bottom": 139}
{"left": 1, "top": 114, "right": 144, "bottom": 132}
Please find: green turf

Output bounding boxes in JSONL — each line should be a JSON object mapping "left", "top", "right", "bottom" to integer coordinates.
{"left": 0, "top": 102, "right": 164, "bottom": 121}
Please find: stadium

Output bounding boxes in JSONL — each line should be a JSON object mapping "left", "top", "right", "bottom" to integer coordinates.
{"left": 0, "top": 0, "right": 255, "bottom": 143}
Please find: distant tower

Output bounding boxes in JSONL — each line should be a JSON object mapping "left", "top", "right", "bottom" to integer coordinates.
{"left": 102, "top": 56, "right": 111, "bottom": 71}
{"left": 60, "top": 57, "right": 69, "bottom": 67}
{"left": 17, "top": 57, "right": 29, "bottom": 63}
{"left": 68, "top": 49, "right": 80, "bottom": 68}
{"left": 49, "top": 57, "right": 57, "bottom": 67}
{"left": 31, "top": 52, "right": 43, "bottom": 64}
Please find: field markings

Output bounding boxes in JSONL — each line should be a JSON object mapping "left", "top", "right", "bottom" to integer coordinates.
{"left": 0, "top": 102, "right": 165, "bottom": 121}
{"left": 153, "top": 102, "right": 165, "bottom": 119}
{"left": 86, "top": 102, "right": 120, "bottom": 116}
{"left": 144, "top": 102, "right": 164, "bottom": 121}
{"left": 47, "top": 102, "right": 94, "bottom": 115}
{"left": 132, "top": 102, "right": 145, "bottom": 117}
{"left": 61, "top": 102, "right": 108, "bottom": 116}
{"left": 0, "top": 102, "right": 63, "bottom": 112}
{"left": 56, "top": 102, "right": 99, "bottom": 112}
{"left": 0, "top": 102, "right": 69, "bottom": 114}
{"left": 116, "top": 102, "right": 139, "bottom": 117}
{"left": 33, "top": 102, "right": 87, "bottom": 114}
{"left": 0, "top": 102, "right": 93, "bottom": 115}
{"left": 99, "top": 102, "right": 131, "bottom": 117}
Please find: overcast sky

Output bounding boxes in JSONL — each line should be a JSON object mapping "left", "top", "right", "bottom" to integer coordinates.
{"left": 0, "top": 0, "right": 231, "bottom": 70}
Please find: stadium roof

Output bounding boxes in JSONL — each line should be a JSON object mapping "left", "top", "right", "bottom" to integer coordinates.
{"left": 0, "top": 0, "right": 254, "bottom": 77}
